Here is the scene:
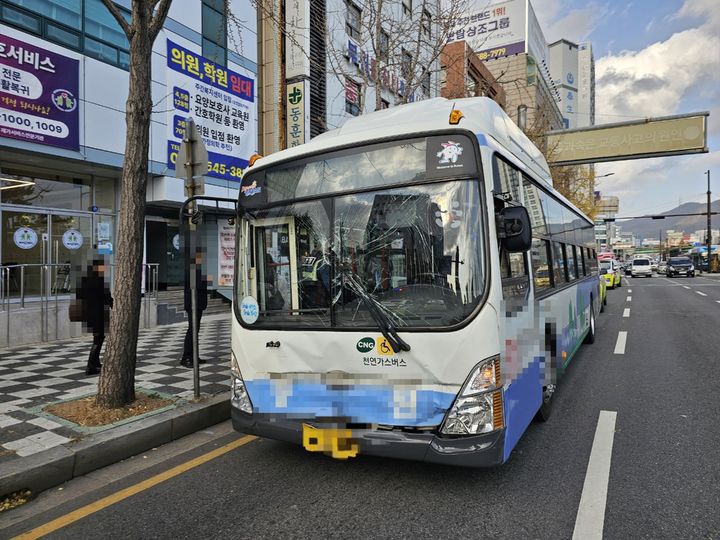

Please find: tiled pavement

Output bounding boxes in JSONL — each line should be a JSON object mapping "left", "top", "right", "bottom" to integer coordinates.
{"left": 0, "top": 315, "right": 231, "bottom": 464}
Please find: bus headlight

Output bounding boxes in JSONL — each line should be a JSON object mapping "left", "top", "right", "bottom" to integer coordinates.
{"left": 441, "top": 357, "right": 503, "bottom": 436}
{"left": 231, "top": 352, "right": 253, "bottom": 414}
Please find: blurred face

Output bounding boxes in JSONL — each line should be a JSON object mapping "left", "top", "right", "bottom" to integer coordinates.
{"left": 94, "top": 264, "right": 106, "bottom": 274}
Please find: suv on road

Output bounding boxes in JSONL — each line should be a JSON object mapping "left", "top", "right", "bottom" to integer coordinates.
{"left": 631, "top": 258, "right": 653, "bottom": 278}
{"left": 666, "top": 257, "right": 695, "bottom": 277}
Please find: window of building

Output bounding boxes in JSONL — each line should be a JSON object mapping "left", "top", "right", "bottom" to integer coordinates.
{"left": 85, "top": 0, "right": 129, "bottom": 49}
{"left": 0, "top": 0, "right": 130, "bottom": 69}
{"left": 202, "top": 0, "right": 227, "bottom": 65}
{"left": 6, "top": 0, "right": 81, "bottom": 29}
{"left": 402, "top": 0, "right": 412, "bottom": 16}
{"left": 401, "top": 48, "right": 412, "bottom": 80}
{"left": 421, "top": 72, "right": 430, "bottom": 96}
{"left": 421, "top": 8, "right": 431, "bottom": 38}
{"left": 380, "top": 98, "right": 389, "bottom": 109}
{"left": 379, "top": 29, "right": 389, "bottom": 58}
{"left": 345, "top": 1, "right": 361, "bottom": 41}
{"left": 345, "top": 77, "right": 361, "bottom": 116}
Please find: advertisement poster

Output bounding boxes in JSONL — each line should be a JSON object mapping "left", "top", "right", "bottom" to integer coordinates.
{"left": 0, "top": 35, "right": 79, "bottom": 150}
{"left": 218, "top": 221, "right": 235, "bottom": 287}
{"left": 166, "top": 39, "right": 256, "bottom": 183}
{"left": 447, "top": 0, "right": 526, "bottom": 61}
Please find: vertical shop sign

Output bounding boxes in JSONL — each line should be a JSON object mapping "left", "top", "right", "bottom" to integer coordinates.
{"left": 166, "top": 40, "right": 257, "bottom": 182}
{"left": 285, "top": 80, "right": 310, "bottom": 148}
{"left": 0, "top": 35, "right": 79, "bottom": 150}
{"left": 218, "top": 221, "right": 235, "bottom": 287}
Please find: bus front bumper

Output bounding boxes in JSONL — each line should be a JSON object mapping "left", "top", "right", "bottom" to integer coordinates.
{"left": 231, "top": 406, "right": 505, "bottom": 468}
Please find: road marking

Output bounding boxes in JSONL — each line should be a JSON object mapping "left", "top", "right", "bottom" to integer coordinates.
{"left": 716, "top": 300, "right": 720, "bottom": 304}
{"left": 696, "top": 291, "right": 707, "bottom": 296}
{"left": 627, "top": 289, "right": 632, "bottom": 293}
{"left": 683, "top": 285, "right": 691, "bottom": 289}
{"left": 623, "top": 308, "right": 630, "bottom": 318}
{"left": 13, "top": 435, "right": 258, "bottom": 539}
{"left": 572, "top": 410, "right": 618, "bottom": 540}
{"left": 613, "top": 331, "right": 627, "bottom": 354}
{"left": 626, "top": 296, "right": 632, "bottom": 302}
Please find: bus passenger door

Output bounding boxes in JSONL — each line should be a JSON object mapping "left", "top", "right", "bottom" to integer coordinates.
{"left": 250, "top": 217, "right": 299, "bottom": 315}
{"left": 499, "top": 248, "right": 541, "bottom": 458}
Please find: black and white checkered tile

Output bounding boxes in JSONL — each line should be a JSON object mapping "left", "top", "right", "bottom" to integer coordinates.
{"left": 0, "top": 314, "right": 231, "bottom": 462}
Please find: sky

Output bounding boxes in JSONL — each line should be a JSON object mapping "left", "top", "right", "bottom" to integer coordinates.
{"left": 531, "top": 0, "right": 720, "bottom": 217}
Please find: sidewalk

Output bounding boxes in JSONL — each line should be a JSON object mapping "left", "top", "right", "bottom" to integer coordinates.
{"left": 0, "top": 314, "right": 231, "bottom": 498}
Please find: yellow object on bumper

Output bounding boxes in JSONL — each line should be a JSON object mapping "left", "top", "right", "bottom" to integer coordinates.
{"left": 302, "top": 424, "right": 359, "bottom": 459}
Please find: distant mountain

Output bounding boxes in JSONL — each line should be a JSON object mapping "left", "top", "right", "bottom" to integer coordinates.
{"left": 614, "top": 200, "right": 720, "bottom": 240}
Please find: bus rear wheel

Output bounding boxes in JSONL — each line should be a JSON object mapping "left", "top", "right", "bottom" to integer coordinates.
{"left": 584, "top": 306, "right": 596, "bottom": 344}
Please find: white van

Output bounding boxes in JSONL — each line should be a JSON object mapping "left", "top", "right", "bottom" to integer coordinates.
{"left": 631, "top": 258, "right": 653, "bottom": 278}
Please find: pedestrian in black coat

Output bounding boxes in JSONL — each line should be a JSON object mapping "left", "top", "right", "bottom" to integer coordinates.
{"left": 75, "top": 259, "right": 113, "bottom": 375}
{"left": 180, "top": 250, "right": 208, "bottom": 367}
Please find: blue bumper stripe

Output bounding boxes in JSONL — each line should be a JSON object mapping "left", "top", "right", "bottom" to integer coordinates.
{"left": 245, "top": 380, "right": 456, "bottom": 426}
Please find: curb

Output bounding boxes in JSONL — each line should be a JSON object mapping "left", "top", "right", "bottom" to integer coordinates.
{"left": 0, "top": 394, "right": 230, "bottom": 498}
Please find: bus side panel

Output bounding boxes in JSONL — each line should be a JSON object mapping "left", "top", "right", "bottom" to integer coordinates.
{"left": 503, "top": 357, "right": 543, "bottom": 461}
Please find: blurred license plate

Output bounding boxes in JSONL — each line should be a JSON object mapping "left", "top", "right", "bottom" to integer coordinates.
{"left": 302, "top": 424, "right": 359, "bottom": 459}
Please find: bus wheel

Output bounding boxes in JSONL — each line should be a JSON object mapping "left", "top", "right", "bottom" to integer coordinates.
{"left": 536, "top": 384, "right": 555, "bottom": 422}
{"left": 584, "top": 306, "right": 596, "bottom": 344}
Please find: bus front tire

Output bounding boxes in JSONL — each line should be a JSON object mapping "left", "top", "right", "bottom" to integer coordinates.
{"left": 536, "top": 385, "right": 554, "bottom": 422}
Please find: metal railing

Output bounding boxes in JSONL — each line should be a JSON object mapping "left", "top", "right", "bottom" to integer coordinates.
{"left": 0, "top": 262, "right": 159, "bottom": 347}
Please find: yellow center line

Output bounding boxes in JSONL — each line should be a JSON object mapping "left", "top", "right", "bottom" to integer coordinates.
{"left": 13, "top": 435, "right": 257, "bottom": 540}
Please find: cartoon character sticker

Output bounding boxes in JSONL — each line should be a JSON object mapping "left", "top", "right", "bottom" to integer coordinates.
{"left": 437, "top": 141, "right": 463, "bottom": 164}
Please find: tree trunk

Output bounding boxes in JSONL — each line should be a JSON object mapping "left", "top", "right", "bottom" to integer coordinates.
{"left": 96, "top": 31, "right": 153, "bottom": 408}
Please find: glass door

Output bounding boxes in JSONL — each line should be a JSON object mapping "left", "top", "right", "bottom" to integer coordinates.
{"left": 1, "top": 209, "right": 49, "bottom": 298}
{"left": 50, "top": 213, "right": 94, "bottom": 294}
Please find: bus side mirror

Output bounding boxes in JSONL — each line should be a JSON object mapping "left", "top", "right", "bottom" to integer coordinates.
{"left": 498, "top": 206, "right": 532, "bottom": 253}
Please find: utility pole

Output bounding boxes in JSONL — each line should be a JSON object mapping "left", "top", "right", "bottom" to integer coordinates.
{"left": 707, "top": 170, "right": 712, "bottom": 273}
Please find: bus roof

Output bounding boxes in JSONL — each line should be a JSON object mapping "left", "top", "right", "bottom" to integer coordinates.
{"left": 251, "top": 97, "right": 553, "bottom": 185}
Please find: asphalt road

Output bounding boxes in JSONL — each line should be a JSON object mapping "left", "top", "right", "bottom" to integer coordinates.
{"left": 5, "top": 274, "right": 720, "bottom": 539}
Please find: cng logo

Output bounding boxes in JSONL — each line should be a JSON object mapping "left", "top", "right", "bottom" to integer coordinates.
{"left": 356, "top": 337, "right": 375, "bottom": 353}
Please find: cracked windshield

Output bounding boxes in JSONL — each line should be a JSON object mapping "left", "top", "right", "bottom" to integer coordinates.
{"left": 237, "top": 140, "right": 485, "bottom": 328}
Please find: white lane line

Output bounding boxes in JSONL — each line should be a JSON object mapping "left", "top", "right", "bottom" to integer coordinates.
{"left": 696, "top": 291, "right": 707, "bottom": 296}
{"left": 572, "top": 410, "right": 618, "bottom": 540}
{"left": 628, "top": 289, "right": 632, "bottom": 293}
{"left": 683, "top": 285, "right": 691, "bottom": 289}
{"left": 623, "top": 308, "right": 630, "bottom": 318}
{"left": 626, "top": 296, "right": 632, "bottom": 302}
{"left": 716, "top": 300, "right": 720, "bottom": 304}
{"left": 613, "top": 331, "right": 627, "bottom": 354}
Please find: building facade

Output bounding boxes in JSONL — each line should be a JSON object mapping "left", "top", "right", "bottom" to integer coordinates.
{"left": 439, "top": 40, "right": 506, "bottom": 107}
{"left": 0, "top": 0, "right": 258, "bottom": 298}
{"left": 259, "top": 0, "right": 443, "bottom": 155}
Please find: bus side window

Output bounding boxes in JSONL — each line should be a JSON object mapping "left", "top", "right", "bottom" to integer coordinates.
{"left": 552, "top": 242, "right": 567, "bottom": 285}
{"left": 531, "top": 238, "right": 553, "bottom": 292}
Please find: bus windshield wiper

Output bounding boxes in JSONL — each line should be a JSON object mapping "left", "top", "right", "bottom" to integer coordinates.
{"left": 340, "top": 269, "right": 411, "bottom": 353}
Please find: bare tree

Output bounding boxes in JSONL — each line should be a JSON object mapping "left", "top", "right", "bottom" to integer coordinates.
{"left": 323, "top": 0, "right": 468, "bottom": 113}
{"left": 96, "top": 0, "right": 173, "bottom": 408}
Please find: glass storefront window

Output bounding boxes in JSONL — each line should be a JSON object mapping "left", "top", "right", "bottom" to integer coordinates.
{"left": 94, "top": 176, "right": 116, "bottom": 212}
{"left": 0, "top": 171, "right": 91, "bottom": 211}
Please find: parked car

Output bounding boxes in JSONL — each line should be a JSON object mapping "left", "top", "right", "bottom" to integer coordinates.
{"left": 600, "top": 259, "right": 622, "bottom": 289}
{"left": 651, "top": 260, "right": 658, "bottom": 272}
{"left": 624, "top": 262, "right": 633, "bottom": 275}
{"left": 631, "top": 258, "right": 653, "bottom": 278}
{"left": 666, "top": 256, "right": 695, "bottom": 277}
{"left": 658, "top": 260, "right": 667, "bottom": 274}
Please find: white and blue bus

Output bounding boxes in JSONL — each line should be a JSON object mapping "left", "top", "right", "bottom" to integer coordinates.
{"left": 230, "top": 97, "right": 600, "bottom": 466}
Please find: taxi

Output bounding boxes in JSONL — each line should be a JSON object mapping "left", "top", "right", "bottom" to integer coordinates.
{"left": 600, "top": 259, "right": 622, "bottom": 289}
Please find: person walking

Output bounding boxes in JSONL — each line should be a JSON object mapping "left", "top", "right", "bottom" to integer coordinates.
{"left": 180, "top": 249, "right": 208, "bottom": 367}
{"left": 75, "top": 259, "right": 113, "bottom": 376}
